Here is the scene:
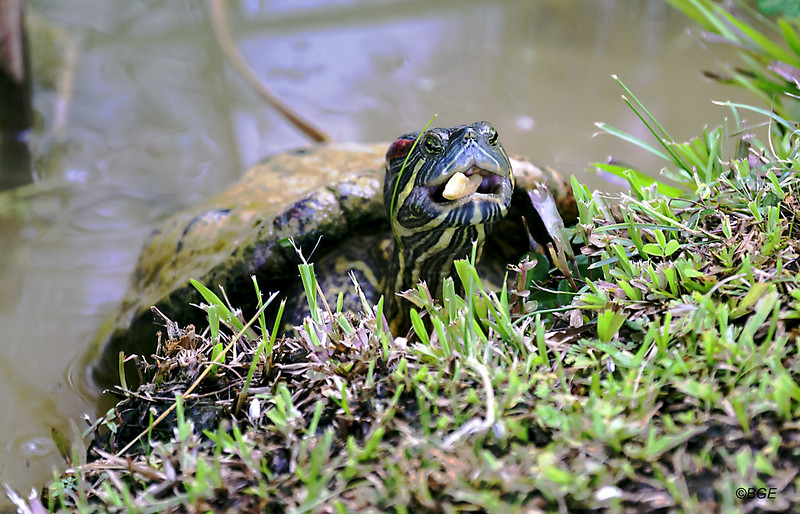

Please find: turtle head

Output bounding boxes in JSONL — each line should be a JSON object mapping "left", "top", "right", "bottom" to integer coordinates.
{"left": 382, "top": 121, "right": 515, "bottom": 333}
{"left": 384, "top": 121, "right": 514, "bottom": 238}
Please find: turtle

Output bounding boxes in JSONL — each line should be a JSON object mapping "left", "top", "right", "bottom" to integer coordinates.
{"left": 92, "top": 121, "right": 576, "bottom": 384}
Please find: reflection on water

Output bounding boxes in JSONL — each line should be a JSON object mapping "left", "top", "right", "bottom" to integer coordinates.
{"left": 0, "top": 0, "right": 752, "bottom": 502}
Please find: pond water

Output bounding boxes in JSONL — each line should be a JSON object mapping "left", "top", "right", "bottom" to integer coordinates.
{"left": 0, "top": 0, "right": 752, "bottom": 503}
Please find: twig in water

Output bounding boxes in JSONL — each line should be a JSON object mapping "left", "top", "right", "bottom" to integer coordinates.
{"left": 209, "top": 0, "right": 330, "bottom": 143}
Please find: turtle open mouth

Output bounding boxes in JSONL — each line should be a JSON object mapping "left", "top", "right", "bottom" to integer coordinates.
{"left": 427, "top": 166, "right": 506, "bottom": 203}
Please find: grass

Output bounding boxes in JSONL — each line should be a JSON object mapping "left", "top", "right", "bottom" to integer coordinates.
{"left": 667, "top": 0, "right": 800, "bottom": 120}
{"left": 11, "top": 4, "right": 800, "bottom": 512}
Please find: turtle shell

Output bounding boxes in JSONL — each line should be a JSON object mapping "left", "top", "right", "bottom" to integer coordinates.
{"left": 92, "top": 142, "right": 573, "bottom": 384}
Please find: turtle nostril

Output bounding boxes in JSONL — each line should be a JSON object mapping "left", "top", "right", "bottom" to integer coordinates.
{"left": 463, "top": 129, "right": 477, "bottom": 141}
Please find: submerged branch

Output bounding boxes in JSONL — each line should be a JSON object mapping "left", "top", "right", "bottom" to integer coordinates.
{"left": 209, "top": 0, "right": 330, "bottom": 143}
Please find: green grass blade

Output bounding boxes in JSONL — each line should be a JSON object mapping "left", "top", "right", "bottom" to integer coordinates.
{"left": 713, "top": 4, "right": 800, "bottom": 66}
{"left": 779, "top": 18, "right": 800, "bottom": 57}
{"left": 191, "top": 279, "right": 256, "bottom": 339}
{"left": 594, "top": 123, "right": 669, "bottom": 161}
{"left": 613, "top": 75, "right": 678, "bottom": 145}
{"left": 390, "top": 114, "right": 438, "bottom": 240}
{"left": 593, "top": 163, "right": 687, "bottom": 197}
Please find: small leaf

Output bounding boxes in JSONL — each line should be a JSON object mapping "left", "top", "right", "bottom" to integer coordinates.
{"left": 642, "top": 243, "right": 664, "bottom": 257}
{"left": 663, "top": 240, "right": 681, "bottom": 256}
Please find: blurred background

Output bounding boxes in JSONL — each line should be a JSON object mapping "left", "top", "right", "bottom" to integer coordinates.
{"left": 0, "top": 0, "right": 751, "bottom": 503}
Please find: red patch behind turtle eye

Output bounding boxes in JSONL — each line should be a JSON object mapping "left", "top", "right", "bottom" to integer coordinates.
{"left": 385, "top": 138, "right": 415, "bottom": 162}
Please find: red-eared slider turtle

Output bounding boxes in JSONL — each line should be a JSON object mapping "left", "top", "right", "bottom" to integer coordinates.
{"left": 93, "top": 121, "right": 575, "bottom": 383}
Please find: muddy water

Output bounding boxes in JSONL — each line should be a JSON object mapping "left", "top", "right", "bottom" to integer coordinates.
{"left": 0, "top": 0, "right": 752, "bottom": 502}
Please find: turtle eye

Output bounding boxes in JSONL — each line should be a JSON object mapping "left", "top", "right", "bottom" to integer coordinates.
{"left": 423, "top": 132, "right": 444, "bottom": 155}
{"left": 485, "top": 126, "right": 499, "bottom": 146}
